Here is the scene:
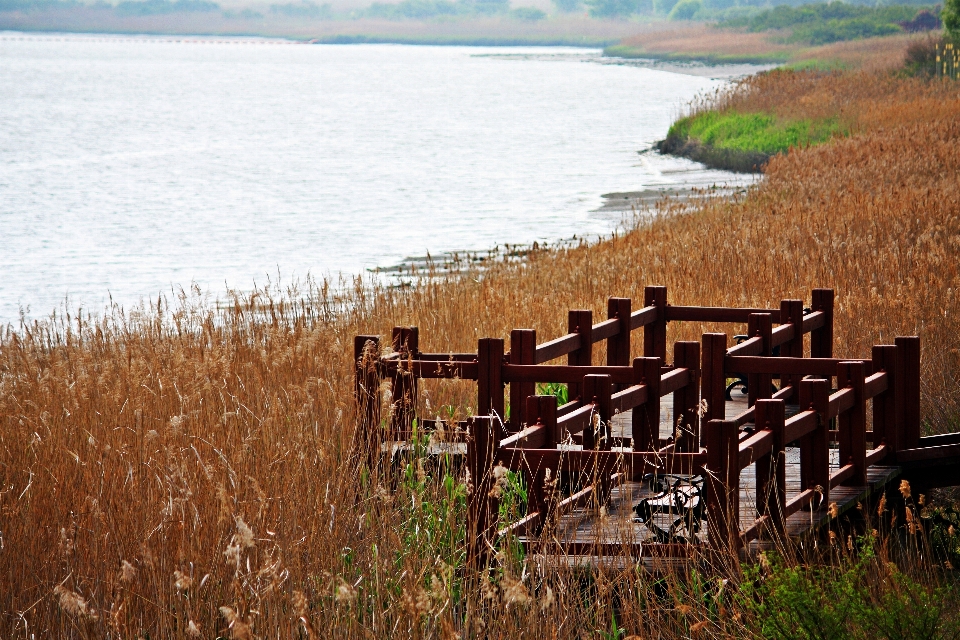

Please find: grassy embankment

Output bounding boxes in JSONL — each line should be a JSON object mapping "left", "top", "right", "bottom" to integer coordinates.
{"left": 2, "top": 67, "right": 960, "bottom": 636}
{"left": 655, "top": 45, "right": 947, "bottom": 172}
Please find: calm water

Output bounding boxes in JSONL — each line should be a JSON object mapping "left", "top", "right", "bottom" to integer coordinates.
{"left": 0, "top": 33, "right": 751, "bottom": 322}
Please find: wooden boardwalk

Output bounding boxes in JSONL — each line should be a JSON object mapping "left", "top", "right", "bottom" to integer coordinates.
{"left": 359, "top": 287, "right": 958, "bottom": 566}
{"left": 541, "top": 394, "right": 900, "bottom": 555}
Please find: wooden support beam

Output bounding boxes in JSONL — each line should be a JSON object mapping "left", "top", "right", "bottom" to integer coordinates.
{"left": 872, "top": 345, "right": 898, "bottom": 451}
{"left": 607, "top": 297, "right": 632, "bottom": 369}
{"left": 755, "top": 399, "right": 786, "bottom": 539}
{"left": 799, "top": 377, "right": 830, "bottom": 508}
{"left": 701, "top": 333, "right": 728, "bottom": 433}
{"left": 747, "top": 313, "right": 773, "bottom": 407}
{"left": 673, "top": 341, "right": 700, "bottom": 452}
{"left": 466, "top": 415, "right": 498, "bottom": 565}
{"left": 509, "top": 329, "right": 536, "bottom": 431}
{"left": 582, "top": 374, "right": 612, "bottom": 451}
{"left": 896, "top": 336, "right": 921, "bottom": 449}
{"left": 353, "top": 335, "right": 381, "bottom": 469}
{"left": 390, "top": 326, "right": 419, "bottom": 437}
{"left": 478, "top": 338, "right": 504, "bottom": 424}
{"left": 567, "top": 309, "right": 593, "bottom": 403}
{"left": 780, "top": 299, "right": 805, "bottom": 401}
{"left": 837, "top": 361, "right": 867, "bottom": 486}
{"left": 810, "top": 289, "right": 834, "bottom": 358}
{"left": 706, "top": 419, "right": 740, "bottom": 552}
{"left": 643, "top": 285, "right": 667, "bottom": 362}
{"left": 633, "top": 357, "right": 660, "bottom": 452}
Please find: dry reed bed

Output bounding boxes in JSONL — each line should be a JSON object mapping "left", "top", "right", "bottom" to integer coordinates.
{"left": 1, "top": 70, "right": 959, "bottom": 637}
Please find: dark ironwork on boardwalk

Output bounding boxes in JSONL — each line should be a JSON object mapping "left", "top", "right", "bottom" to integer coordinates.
{"left": 354, "top": 286, "right": 960, "bottom": 564}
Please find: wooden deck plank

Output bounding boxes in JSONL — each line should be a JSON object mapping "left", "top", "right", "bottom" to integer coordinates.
{"left": 528, "top": 398, "right": 901, "bottom": 557}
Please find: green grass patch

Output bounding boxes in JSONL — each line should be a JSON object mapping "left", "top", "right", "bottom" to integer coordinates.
{"left": 667, "top": 110, "right": 843, "bottom": 155}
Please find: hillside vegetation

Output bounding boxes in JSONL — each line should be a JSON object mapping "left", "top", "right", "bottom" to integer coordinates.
{"left": 720, "top": 2, "right": 939, "bottom": 44}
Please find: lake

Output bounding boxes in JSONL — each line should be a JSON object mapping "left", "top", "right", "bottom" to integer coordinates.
{"left": 0, "top": 33, "right": 756, "bottom": 322}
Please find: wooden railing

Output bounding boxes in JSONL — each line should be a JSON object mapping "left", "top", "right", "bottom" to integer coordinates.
{"left": 354, "top": 286, "right": 940, "bottom": 561}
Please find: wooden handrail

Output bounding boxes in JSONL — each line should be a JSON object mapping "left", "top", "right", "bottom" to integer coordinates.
{"left": 499, "top": 424, "right": 546, "bottom": 448}
{"left": 502, "top": 364, "right": 635, "bottom": 384}
{"left": 535, "top": 333, "right": 581, "bottom": 364}
{"left": 591, "top": 318, "right": 620, "bottom": 342}
{"left": 770, "top": 322, "right": 796, "bottom": 348}
{"left": 611, "top": 383, "right": 649, "bottom": 413}
{"left": 828, "top": 387, "right": 855, "bottom": 419}
{"left": 863, "top": 371, "right": 888, "bottom": 400}
{"left": 726, "top": 356, "right": 867, "bottom": 375}
{"left": 659, "top": 368, "right": 691, "bottom": 396}
{"left": 381, "top": 359, "right": 479, "bottom": 380}
{"left": 739, "top": 429, "right": 774, "bottom": 469}
{"left": 730, "top": 384, "right": 793, "bottom": 427}
{"left": 557, "top": 404, "right": 594, "bottom": 435}
{"left": 830, "top": 463, "right": 855, "bottom": 488}
{"left": 801, "top": 310, "right": 826, "bottom": 333}
{"left": 865, "top": 444, "right": 889, "bottom": 465}
{"left": 556, "top": 399, "right": 580, "bottom": 417}
{"left": 630, "top": 304, "right": 659, "bottom": 330}
{"left": 665, "top": 306, "right": 780, "bottom": 323}
{"left": 727, "top": 336, "right": 763, "bottom": 357}
{"left": 783, "top": 410, "right": 818, "bottom": 443}
{"left": 414, "top": 353, "right": 478, "bottom": 362}
{"left": 784, "top": 488, "right": 818, "bottom": 518}
{"left": 497, "top": 447, "right": 707, "bottom": 475}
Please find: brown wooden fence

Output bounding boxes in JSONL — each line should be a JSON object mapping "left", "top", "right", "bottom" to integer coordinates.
{"left": 354, "top": 285, "right": 952, "bottom": 562}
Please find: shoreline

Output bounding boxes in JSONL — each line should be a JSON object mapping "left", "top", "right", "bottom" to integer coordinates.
{"left": 373, "top": 177, "right": 756, "bottom": 287}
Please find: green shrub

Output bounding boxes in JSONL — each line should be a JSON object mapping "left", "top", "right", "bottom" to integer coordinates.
{"left": 668, "top": 0, "right": 701, "bottom": 20}
{"left": 738, "top": 547, "right": 960, "bottom": 640}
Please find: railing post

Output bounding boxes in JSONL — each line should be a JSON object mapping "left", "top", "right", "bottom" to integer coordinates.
{"left": 895, "top": 336, "right": 921, "bottom": 449}
{"left": 582, "top": 374, "right": 612, "bottom": 451}
{"left": 643, "top": 285, "right": 667, "bottom": 362}
{"left": 799, "top": 378, "right": 831, "bottom": 508}
{"left": 871, "top": 345, "right": 899, "bottom": 452}
{"left": 706, "top": 419, "right": 740, "bottom": 552}
{"left": 607, "top": 297, "right": 632, "bottom": 369}
{"left": 509, "top": 329, "right": 536, "bottom": 432}
{"left": 354, "top": 335, "right": 381, "bottom": 469}
{"left": 528, "top": 395, "right": 559, "bottom": 449}
{"left": 673, "top": 341, "right": 701, "bottom": 452}
{"left": 633, "top": 357, "right": 660, "bottom": 452}
{"left": 810, "top": 289, "right": 834, "bottom": 359}
{"left": 701, "top": 333, "right": 728, "bottom": 438}
{"left": 525, "top": 395, "right": 558, "bottom": 531}
{"left": 466, "top": 415, "right": 497, "bottom": 566}
{"left": 390, "top": 326, "right": 419, "bottom": 439}
{"left": 478, "top": 338, "right": 505, "bottom": 424}
{"left": 837, "top": 361, "right": 867, "bottom": 486}
{"left": 747, "top": 313, "right": 773, "bottom": 407}
{"left": 567, "top": 309, "right": 593, "bottom": 403}
{"left": 583, "top": 374, "right": 613, "bottom": 506}
{"left": 755, "top": 399, "right": 786, "bottom": 539}
{"left": 780, "top": 299, "right": 805, "bottom": 401}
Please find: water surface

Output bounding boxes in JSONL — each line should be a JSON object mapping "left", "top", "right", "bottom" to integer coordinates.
{"left": 0, "top": 34, "right": 754, "bottom": 321}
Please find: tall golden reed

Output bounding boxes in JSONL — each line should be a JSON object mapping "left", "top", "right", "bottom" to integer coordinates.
{"left": 0, "top": 69, "right": 958, "bottom": 636}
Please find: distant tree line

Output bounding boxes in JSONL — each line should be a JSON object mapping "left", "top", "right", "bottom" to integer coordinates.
{"left": 362, "top": 0, "right": 545, "bottom": 20}
{"left": 719, "top": 2, "right": 940, "bottom": 43}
